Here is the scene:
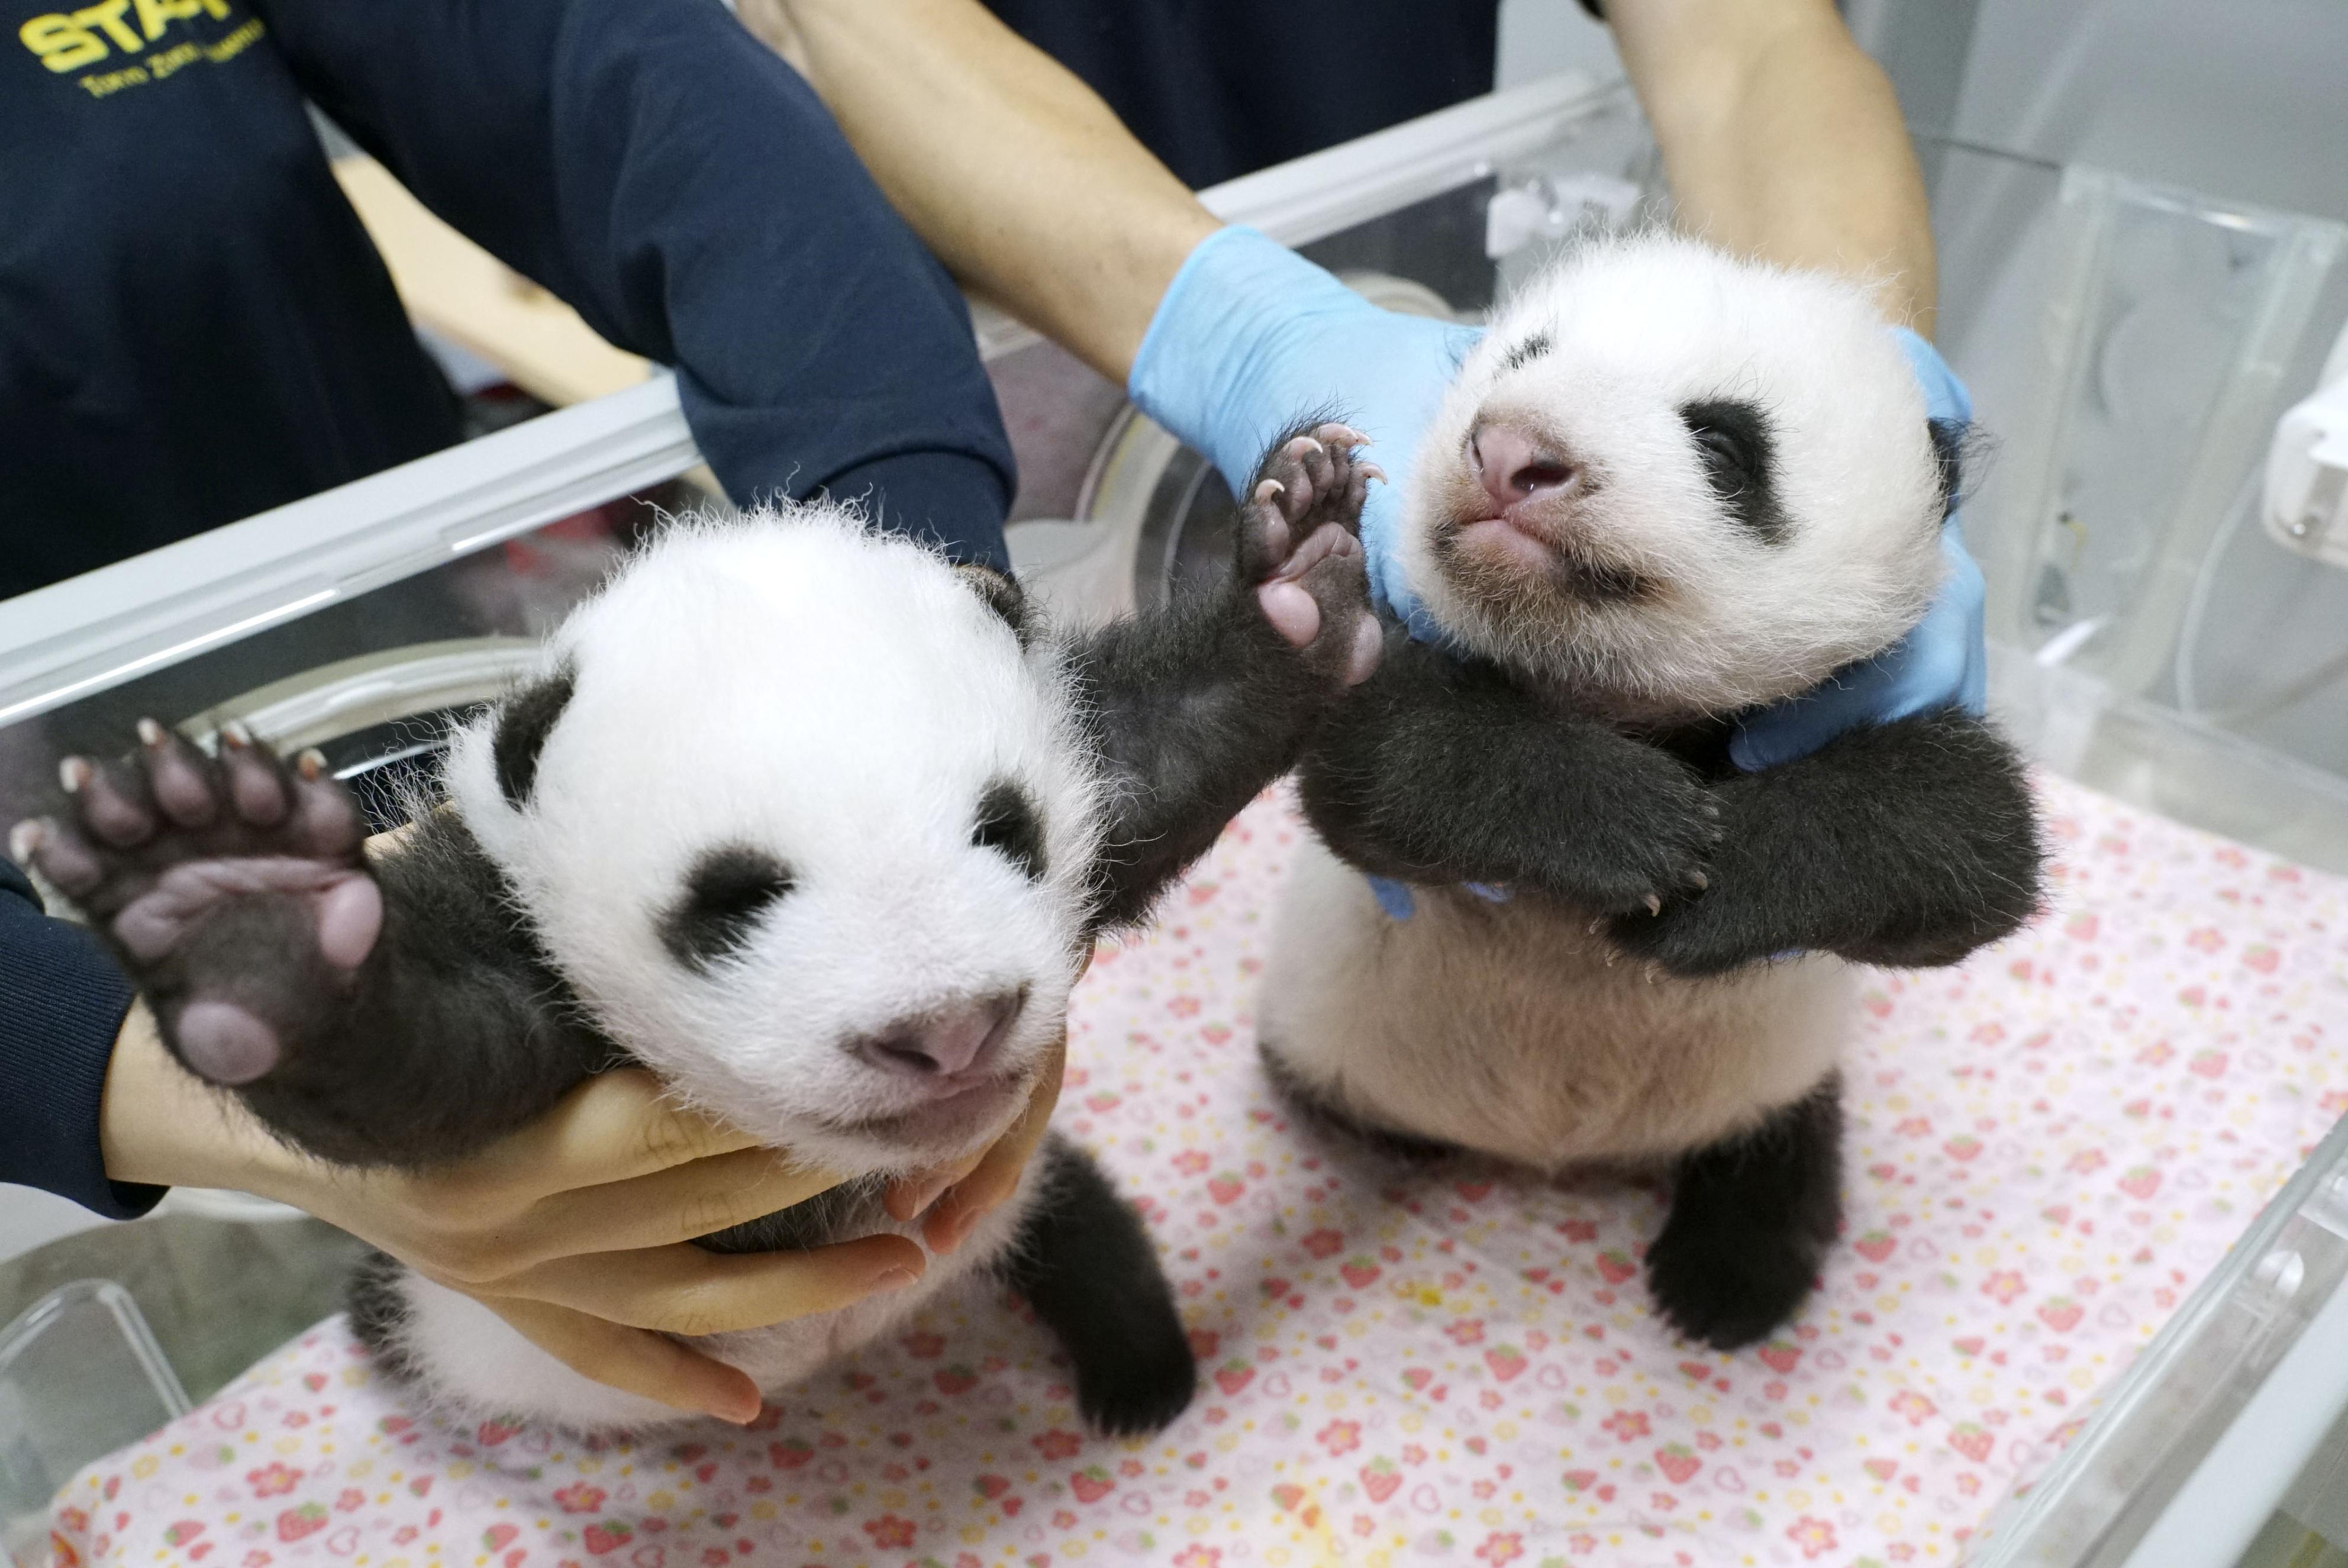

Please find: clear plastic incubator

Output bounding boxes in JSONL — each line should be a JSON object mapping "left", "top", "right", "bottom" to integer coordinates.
{"left": 4, "top": 54, "right": 2347, "bottom": 1568}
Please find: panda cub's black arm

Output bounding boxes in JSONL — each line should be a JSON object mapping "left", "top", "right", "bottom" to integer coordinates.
{"left": 1295, "top": 635, "right": 1722, "bottom": 917}
{"left": 1071, "top": 426, "right": 1381, "bottom": 933}
{"left": 237, "top": 811, "right": 615, "bottom": 1166}
{"left": 1611, "top": 709, "right": 2046, "bottom": 976}
{"left": 1073, "top": 598, "right": 1330, "bottom": 930}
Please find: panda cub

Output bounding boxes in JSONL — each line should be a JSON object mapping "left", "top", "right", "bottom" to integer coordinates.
{"left": 18, "top": 428, "right": 1381, "bottom": 1434}
{"left": 1259, "top": 235, "right": 2044, "bottom": 1351}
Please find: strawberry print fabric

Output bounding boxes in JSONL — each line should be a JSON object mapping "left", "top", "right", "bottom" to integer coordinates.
{"left": 50, "top": 776, "right": 2348, "bottom": 1568}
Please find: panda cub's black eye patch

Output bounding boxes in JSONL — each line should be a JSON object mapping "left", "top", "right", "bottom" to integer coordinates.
{"left": 1678, "top": 399, "right": 1790, "bottom": 545}
{"left": 972, "top": 778, "right": 1047, "bottom": 883}
{"left": 662, "top": 846, "right": 796, "bottom": 969}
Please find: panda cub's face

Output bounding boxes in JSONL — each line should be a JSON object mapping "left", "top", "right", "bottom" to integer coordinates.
{"left": 446, "top": 513, "right": 1099, "bottom": 1175}
{"left": 1399, "top": 233, "right": 1950, "bottom": 724}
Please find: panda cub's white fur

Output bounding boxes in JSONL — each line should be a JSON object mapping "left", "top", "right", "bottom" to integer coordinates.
{"left": 446, "top": 517, "right": 1098, "bottom": 1177}
{"left": 1262, "top": 234, "right": 1953, "bottom": 1274}
{"left": 399, "top": 511, "right": 1101, "bottom": 1430}
{"left": 1395, "top": 232, "right": 1944, "bottom": 724}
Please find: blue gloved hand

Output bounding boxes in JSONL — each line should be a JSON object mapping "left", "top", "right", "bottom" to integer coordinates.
{"left": 1728, "top": 329, "right": 1988, "bottom": 772}
{"left": 1128, "top": 226, "right": 1481, "bottom": 637}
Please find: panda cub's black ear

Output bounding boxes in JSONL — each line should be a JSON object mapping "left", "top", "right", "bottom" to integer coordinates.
{"left": 1927, "top": 419, "right": 1968, "bottom": 521}
{"left": 493, "top": 664, "right": 576, "bottom": 809}
{"left": 955, "top": 562, "right": 1034, "bottom": 649}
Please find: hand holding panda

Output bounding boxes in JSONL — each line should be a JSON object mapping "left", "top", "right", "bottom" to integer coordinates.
{"left": 13, "top": 425, "right": 1381, "bottom": 1434}
{"left": 1255, "top": 234, "right": 2046, "bottom": 1352}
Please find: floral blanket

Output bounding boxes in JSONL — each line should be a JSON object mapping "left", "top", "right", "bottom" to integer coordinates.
{"left": 51, "top": 775, "right": 2348, "bottom": 1567}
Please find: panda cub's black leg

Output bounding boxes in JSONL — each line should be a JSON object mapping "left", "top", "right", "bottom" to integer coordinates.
{"left": 998, "top": 1135, "right": 1196, "bottom": 1435}
{"left": 346, "top": 1248, "right": 423, "bottom": 1385}
{"left": 11, "top": 721, "right": 600, "bottom": 1167}
{"left": 1075, "top": 423, "right": 1381, "bottom": 931}
{"left": 1644, "top": 1075, "right": 1843, "bottom": 1351}
{"left": 14, "top": 722, "right": 380, "bottom": 1090}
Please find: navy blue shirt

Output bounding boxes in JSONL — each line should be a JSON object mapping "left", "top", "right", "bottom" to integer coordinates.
{"left": 2, "top": 0, "right": 1015, "bottom": 1214}
{"left": 985, "top": 0, "right": 1498, "bottom": 189}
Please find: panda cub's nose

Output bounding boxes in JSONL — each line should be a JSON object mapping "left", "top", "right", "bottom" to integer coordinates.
{"left": 1470, "top": 421, "right": 1580, "bottom": 513}
{"left": 857, "top": 989, "right": 1025, "bottom": 1080}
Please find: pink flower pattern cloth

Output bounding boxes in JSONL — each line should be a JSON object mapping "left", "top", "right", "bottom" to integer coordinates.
{"left": 50, "top": 776, "right": 2348, "bottom": 1568}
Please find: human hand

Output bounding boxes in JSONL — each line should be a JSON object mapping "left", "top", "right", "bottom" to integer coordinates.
{"left": 1127, "top": 227, "right": 1481, "bottom": 634}
{"left": 1730, "top": 328, "right": 1985, "bottom": 770}
{"left": 101, "top": 1006, "right": 924, "bottom": 1426}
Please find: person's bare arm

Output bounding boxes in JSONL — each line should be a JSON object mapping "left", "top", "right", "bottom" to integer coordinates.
{"left": 1604, "top": 0, "right": 1936, "bottom": 333}
{"left": 753, "top": 0, "right": 1217, "bottom": 383}
{"left": 763, "top": 0, "right": 1930, "bottom": 352}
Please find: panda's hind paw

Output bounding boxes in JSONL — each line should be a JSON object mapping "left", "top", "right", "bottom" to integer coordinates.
{"left": 11, "top": 722, "right": 378, "bottom": 1087}
{"left": 1646, "top": 1218, "right": 1821, "bottom": 1352}
{"left": 1076, "top": 1330, "right": 1198, "bottom": 1437}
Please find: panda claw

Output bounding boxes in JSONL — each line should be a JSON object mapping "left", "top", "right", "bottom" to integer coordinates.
{"left": 74, "top": 759, "right": 158, "bottom": 848}
{"left": 134, "top": 720, "right": 221, "bottom": 828}
{"left": 1687, "top": 870, "right": 1708, "bottom": 891}
{"left": 1644, "top": 893, "right": 1663, "bottom": 917}
{"left": 8, "top": 820, "right": 42, "bottom": 866}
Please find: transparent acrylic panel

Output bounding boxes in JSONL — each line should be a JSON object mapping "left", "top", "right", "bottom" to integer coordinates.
{"left": 2234, "top": 1386, "right": 2348, "bottom": 1565}
{"left": 1970, "top": 1113, "right": 2348, "bottom": 1566}
{"left": 0, "top": 1215, "right": 367, "bottom": 1425}
{"left": 1931, "top": 140, "right": 2348, "bottom": 874}
{"left": 0, "top": 1282, "right": 189, "bottom": 1568}
{"left": 0, "top": 479, "right": 704, "bottom": 841}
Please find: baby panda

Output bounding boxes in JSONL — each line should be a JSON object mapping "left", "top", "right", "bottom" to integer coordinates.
{"left": 16, "top": 428, "right": 1382, "bottom": 1434}
{"left": 1257, "top": 234, "right": 2044, "bottom": 1351}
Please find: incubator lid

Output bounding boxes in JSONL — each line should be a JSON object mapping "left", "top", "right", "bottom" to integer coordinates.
{"left": 0, "top": 375, "right": 695, "bottom": 734}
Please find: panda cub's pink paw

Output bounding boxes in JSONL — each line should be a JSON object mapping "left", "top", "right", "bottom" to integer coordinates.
{"left": 10, "top": 721, "right": 380, "bottom": 1087}
{"left": 1238, "top": 424, "right": 1382, "bottom": 684}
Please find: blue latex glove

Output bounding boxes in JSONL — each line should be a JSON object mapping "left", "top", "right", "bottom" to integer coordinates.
{"left": 1128, "top": 227, "right": 1481, "bottom": 640}
{"left": 1728, "top": 329, "right": 1988, "bottom": 771}
{"left": 1133, "top": 228, "right": 1987, "bottom": 810}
